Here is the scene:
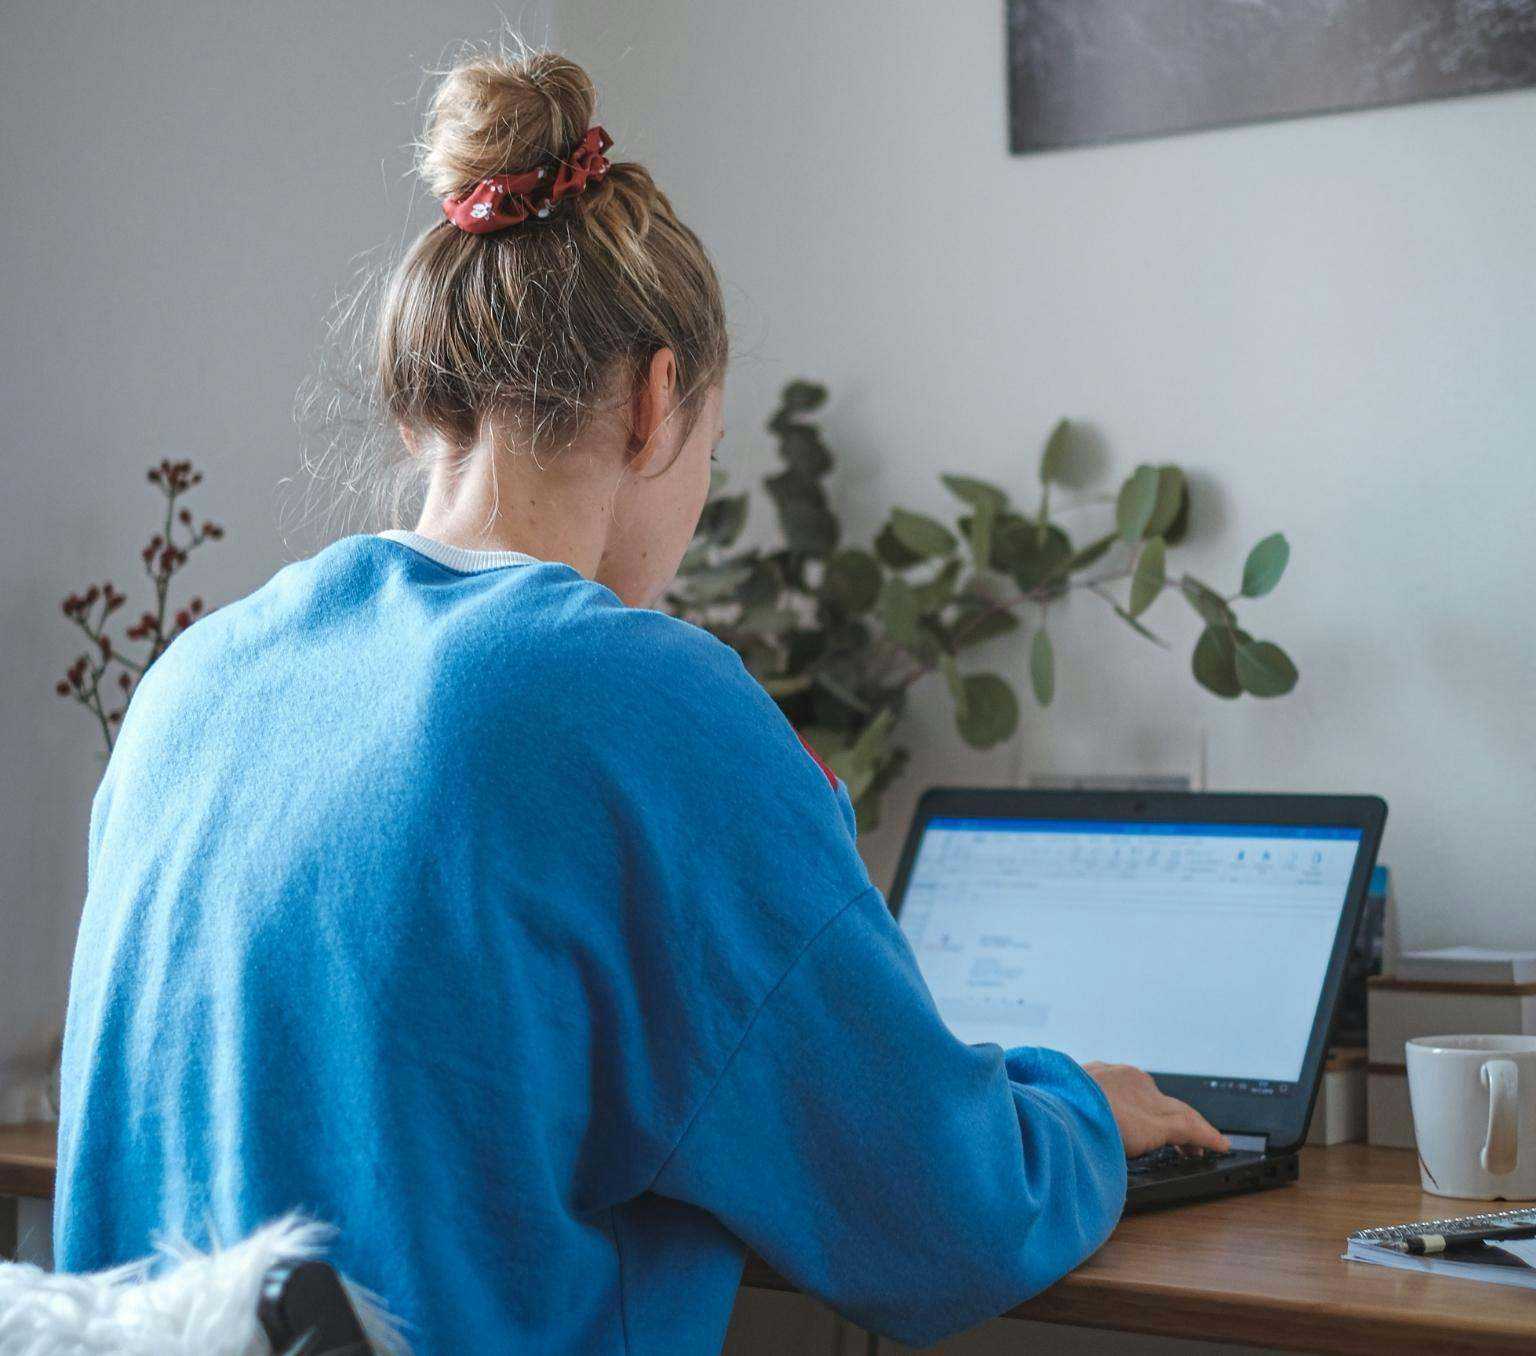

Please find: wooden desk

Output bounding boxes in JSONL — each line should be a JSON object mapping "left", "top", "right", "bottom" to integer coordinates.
{"left": 743, "top": 1145, "right": 1536, "bottom": 1355}
{"left": 0, "top": 1122, "right": 55, "bottom": 1199}
{"left": 0, "top": 1121, "right": 56, "bottom": 1265}
{"left": 7, "top": 1128, "right": 1533, "bottom": 1351}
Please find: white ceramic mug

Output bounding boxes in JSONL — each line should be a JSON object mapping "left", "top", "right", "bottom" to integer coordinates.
{"left": 1405, "top": 1035, "right": 1536, "bottom": 1200}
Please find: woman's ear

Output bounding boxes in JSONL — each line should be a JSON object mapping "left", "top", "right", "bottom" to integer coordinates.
{"left": 398, "top": 424, "right": 420, "bottom": 455}
{"left": 628, "top": 348, "right": 680, "bottom": 473}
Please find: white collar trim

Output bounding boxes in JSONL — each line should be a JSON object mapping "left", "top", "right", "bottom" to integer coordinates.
{"left": 376, "top": 529, "right": 544, "bottom": 574}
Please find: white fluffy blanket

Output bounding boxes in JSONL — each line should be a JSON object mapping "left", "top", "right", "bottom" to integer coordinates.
{"left": 0, "top": 1216, "right": 408, "bottom": 1356}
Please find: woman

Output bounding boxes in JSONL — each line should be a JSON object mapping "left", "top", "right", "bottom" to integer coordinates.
{"left": 54, "top": 46, "right": 1225, "bottom": 1355}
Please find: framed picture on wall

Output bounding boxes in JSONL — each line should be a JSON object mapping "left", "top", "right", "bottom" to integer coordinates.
{"left": 1007, "top": 0, "right": 1536, "bottom": 154}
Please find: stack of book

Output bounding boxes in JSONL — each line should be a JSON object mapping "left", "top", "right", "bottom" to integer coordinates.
{"left": 1367, "top": 947, "right": 1536, "bottom": 1148}
{"left": 1306, "top": 1046, "right": 1367, "bottom": 1146}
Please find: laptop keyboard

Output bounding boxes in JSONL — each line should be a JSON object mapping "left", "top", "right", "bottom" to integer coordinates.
{"left": 1127, "top": 1145, "right": 1243, "bottom": 1180}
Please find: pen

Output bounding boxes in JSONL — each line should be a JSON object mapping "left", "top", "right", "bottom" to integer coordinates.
{"left": 1383, "top": 1224, "right": 1536, "bottom": 1255}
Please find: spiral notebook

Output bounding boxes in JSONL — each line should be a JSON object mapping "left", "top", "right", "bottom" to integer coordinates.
{"left": 1346, "top": 1208, "right": 1536, "bottom": 1289}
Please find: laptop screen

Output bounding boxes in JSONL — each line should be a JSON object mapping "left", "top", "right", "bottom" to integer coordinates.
{"left": 899, "top": 817, "right": 1364, "bottom": 1089}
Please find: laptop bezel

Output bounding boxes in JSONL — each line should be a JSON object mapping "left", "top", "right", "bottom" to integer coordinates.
{"left": 885, "top": 788, "right": 1388, "bottom": 1153}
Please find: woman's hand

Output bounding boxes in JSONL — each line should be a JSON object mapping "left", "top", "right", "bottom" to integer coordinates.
{"left": 1081, "top": 1061, "right": 1230, "bottom": 1158}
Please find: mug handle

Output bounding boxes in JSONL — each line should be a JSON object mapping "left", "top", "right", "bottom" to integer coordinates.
{"left": 1481, "top": 1059, "right": 1519, "bottom": 1175}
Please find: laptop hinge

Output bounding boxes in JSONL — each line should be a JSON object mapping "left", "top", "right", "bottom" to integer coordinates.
{"left": 1227, "top": 1132, "right": 1267, "bottom": 1154}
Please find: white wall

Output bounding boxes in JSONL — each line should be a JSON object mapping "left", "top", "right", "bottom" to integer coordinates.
{"left": 0, "top": 1, "right": 553, "bottom": 1103}
{"left": 552, "top": 0, "right": 1536, "bottom": 931}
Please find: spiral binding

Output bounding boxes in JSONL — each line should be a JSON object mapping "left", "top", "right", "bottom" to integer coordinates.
{"left": 1352, "top": 1207, "right": 1536, "bottom": 1242}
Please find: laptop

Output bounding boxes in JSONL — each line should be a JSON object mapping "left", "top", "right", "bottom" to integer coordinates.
{"left": 887, "top": 789, "right": 1388, "bottom": 1211}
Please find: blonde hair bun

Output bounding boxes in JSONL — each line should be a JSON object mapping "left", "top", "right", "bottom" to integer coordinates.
{"left": 421, "top": 50, "right": 598, "bottom": 196}
{"left": 379, "top": 42, "right": 727, "bottom": 460}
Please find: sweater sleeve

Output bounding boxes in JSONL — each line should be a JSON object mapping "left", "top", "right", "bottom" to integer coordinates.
{"left": 651, "top": 887, "right": 1128, "bottom": 1348}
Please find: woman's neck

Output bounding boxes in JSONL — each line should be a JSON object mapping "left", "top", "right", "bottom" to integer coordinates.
{"left": 413, "top": 444, "right": 615, "bottom": 579}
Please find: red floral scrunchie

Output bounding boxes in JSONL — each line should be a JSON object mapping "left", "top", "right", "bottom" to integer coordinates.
{"left": 441, "top": 126, "right": 614, "bottom": 235}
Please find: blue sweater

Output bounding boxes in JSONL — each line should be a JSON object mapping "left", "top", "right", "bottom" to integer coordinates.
{"left": 56, "top": 532, "right": 1127, "bottom": 1354}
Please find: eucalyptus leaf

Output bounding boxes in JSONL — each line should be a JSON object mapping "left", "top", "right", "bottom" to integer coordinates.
{"left": 1191, "top": 625, "right": 1249, "bottom": 698}
{"left": 785, "top": 627, "right": 828, "bottom": 673}
{"left": 989, "top": 513, "right": 1035, "bottom": 571}
{"left": 1234, "top": 638, "right": 1300, "bottom": 697}
{"left": 764, "top": 467, "right": 817, "bottom": 506}
{"left": 780, "top": 380, "right": 828, "bottom": 413}
{"left": 1039, "top": 418, "right": 1072, "bottom": 484}
{"left": 824, "top": 619, "right": 872, "bottom": 656}
{"left": 812, "top": 669, "right": 873, "bottom": 718}
{"left": 853, "top": 744, "right": 909, "bottom": 835}
{"left": 942, "top": 475, "right": 1008, "bottom": 512}
{"left": 1162, "top": 481, "right": 1192, "bottom": 545}
{"left": 772, "top": 494, "right": 838, "bottom": 556}
{"left": 737, "top": 606, "right": 800, "bottom": 636}
{"left": 957, "top": 673, "right": 1019, "bottom": 748}
{"left": 913, "top": 559, "right": 962, "bottom": 615}
{"left": 1116, "top": 465, "right": 1161, "bottom": 543}
{"left": 760, "top": 674, "right": 814, "bottom": 697}
{"left": 1006, "top": 523, "right": 1073, "bottom": 592}
{"left": 777, "top": 426, "right": 833, "bottom": 478}
{"left": 795, "top": 725, "right": 850, "bottom": 757}
{"left": 739, "top": 639, "right": 785, "bottom": 682}
{"left": 1129, "top": 537, "right": 1166, "bottom": 619}
{"left": 737, "top": 558, "right": 783, "bottom": 608}
{"left": 1180, "top": 575, "right": 1234, "bottom": 627}
{"left": 1113, "top": 604, "right": 1169, "bottom": 648}
{"left": 810, "top": 689, "right": 864, "bottom": 733}
{"left": 1241, "top": 533, "right": 1291, "bottom": 599}
{"left": 952, "top": 606, "right": 1020, "bottom": 649}
{"left": 1029, "top": 627, "right": 1056, "bottom": 706}
{"left": 827, "top": 749, "right": 876, "bottom": 803}
{"left": 874, "top": 522, "right": 922, "bottom": 568}
{"left": 1145, "top": 466, "right": 1186, "bottom": 539}
{"left": 956, "top": 572, "right": 1010, "bottom": 606}
{"left": 878, "top": 576, "right": 923, "bottom": 648}
{"left": 889, "top": 508, "right": 958, "bottom": 559}
{"left": 828, "top": 706, "right": 896, "bottom": 799}
{"left": 682, "top": 563, "right": 754, "bottom": 602}
{"left": 850, "top": 704, "right": 897, "bottom": 760}
{"left": 820, "top": 548, "right": 882, "bottom": 613}
{"left": 968, "top": 501, "right": 996, "bottom": 574}
{"left": 696, "top": 493, "right": 748, "bottom": 548}
{"left": 1064, "top": 531, "right": 1116, "bottom": 574}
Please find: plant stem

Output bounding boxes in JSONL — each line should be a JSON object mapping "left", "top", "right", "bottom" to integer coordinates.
{"left": 149, "top": 491, "right": 177, "bottom": 665}
{"left": 948, "top": 563, "right": 1131, "bottom": 649}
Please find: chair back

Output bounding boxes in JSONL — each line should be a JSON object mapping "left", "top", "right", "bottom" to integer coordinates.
{"left": 0, "top": 1215, "right": 403, "bottom": 1355}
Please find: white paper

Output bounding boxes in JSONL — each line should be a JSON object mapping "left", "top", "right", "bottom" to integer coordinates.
{"left": 1490, "top": 1238, "right": 1536, "bottom": 1269}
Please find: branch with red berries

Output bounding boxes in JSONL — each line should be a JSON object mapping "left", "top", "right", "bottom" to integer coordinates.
{"left": 57, "top": 459, "right": 224, "bottom": 754}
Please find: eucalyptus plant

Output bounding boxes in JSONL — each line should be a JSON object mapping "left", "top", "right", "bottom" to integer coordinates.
{"left": 667, "top": 381, "right": 1297, "bottom": 830}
